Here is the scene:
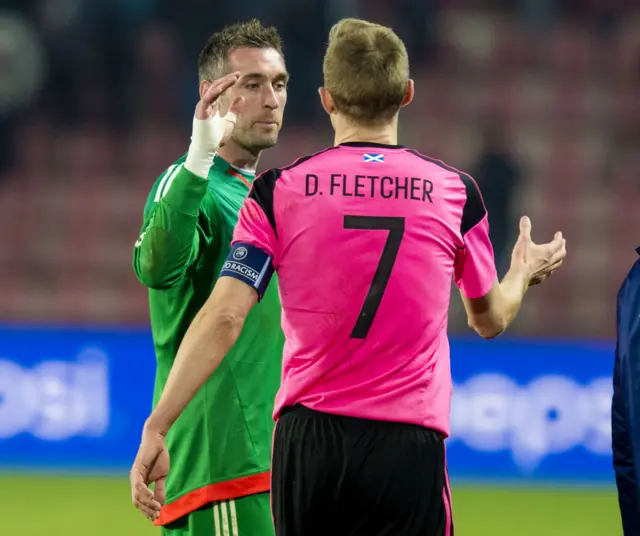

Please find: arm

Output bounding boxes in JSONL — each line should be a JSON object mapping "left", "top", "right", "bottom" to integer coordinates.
{"left": 459, "top": 271, "right": 528, "bottom": 340}
{"left": 128, "top": 270, "right": 260, "bottom": 520}
{"left": 147, "top": 276, "right": 259, "bottom": 433}
{"left": 456, "top": 175, "right": 565, "bottom": 339}
{"left": 133, "top": 72, "right": 245, "bottom": 290}
{"left": 133, "top": 164, "right": 210, "bottom": 289}
{"left": 453, "top": 173, "right": 504, "bottom": 339}
{"left": 144, "top": 177, "right": 279, "bottom": 435}
{"left": 129, "top": 73, "right": 252, "bottom": 522}
{"left": 612, "top": 272, "right": 640, "bottom": 535}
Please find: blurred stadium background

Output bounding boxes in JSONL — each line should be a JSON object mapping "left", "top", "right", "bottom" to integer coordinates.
{"left": 1, "top": 0, "right": 637, "bottom": 534}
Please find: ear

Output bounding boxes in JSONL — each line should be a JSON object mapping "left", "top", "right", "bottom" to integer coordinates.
{"left": 318, "top": 87, "right": 336, "bottom": 115}
{"left": 400, "top": 79, "right": 414, "bottom": 108}
{"left": 199, "top": 80, "right": 211, "bottom": 101}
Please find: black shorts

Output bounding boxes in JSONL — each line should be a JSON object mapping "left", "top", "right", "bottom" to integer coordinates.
{"left": 271, "top": 404, "right": 454, "bottom": 536}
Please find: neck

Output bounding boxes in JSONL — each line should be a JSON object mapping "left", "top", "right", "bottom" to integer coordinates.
{"left": 333, "top": 115, "right": 399, "bottom": 146}
{"left": 217, "top": 139, "right": 261, "bottom": 170}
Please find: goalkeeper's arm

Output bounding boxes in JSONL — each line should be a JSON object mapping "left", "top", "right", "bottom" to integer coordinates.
{"left": 132, "top": 71, "right": 243, "bottom": 290}
{"left": 133, "top": 165, "right": 211, "bottom": 290}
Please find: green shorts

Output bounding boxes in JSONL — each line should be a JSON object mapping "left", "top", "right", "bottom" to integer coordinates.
{"left": 161, "top": 492, "right": 274, "bottom": 536}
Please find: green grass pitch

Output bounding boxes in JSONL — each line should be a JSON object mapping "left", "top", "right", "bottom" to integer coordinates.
{"left": 1, "top": 474, "right": 620, "bottom": 535}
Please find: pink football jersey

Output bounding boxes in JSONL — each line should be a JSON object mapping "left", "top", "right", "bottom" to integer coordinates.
{"left": 225, "top": 142, "right": 496, "bottom": 436}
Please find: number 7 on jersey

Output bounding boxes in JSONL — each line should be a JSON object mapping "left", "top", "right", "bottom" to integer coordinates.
{"left": 344, "top": 216, "right": 405, "bottom": 339}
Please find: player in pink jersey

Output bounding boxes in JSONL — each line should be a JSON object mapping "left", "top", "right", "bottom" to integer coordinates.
{"left": 132, "top": 18, "right": 567, "bottom": 536}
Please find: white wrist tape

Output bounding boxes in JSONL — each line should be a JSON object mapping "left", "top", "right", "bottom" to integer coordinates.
{"left": 184, "top": 111, "right": 237, "bottom": 177}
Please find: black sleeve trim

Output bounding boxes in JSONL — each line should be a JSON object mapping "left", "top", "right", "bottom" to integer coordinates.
{"left": 249, "top": 168, "right": 282, "bottom": 237}
{"left": 458, "top": 174, "right": 486, "bottom": 237}
{"left": 405, "top": 149, "right": 486, "bottom": 236}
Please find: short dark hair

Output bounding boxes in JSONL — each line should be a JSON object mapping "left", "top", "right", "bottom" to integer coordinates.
{"left": 198, "top": 19, "right": 284, "bottom": 82}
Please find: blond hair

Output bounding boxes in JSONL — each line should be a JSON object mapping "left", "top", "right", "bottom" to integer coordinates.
{"left": 323, "top": 19, "right": 409, "bottom": 125}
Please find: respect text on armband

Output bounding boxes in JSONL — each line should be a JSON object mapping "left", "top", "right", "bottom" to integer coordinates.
{"left": 221, "top": 261, "right": 260, "bottom": 283}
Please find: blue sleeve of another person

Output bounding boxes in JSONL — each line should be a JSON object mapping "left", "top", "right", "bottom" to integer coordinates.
{"left": 613, "top": 248, "right": 640, "bottom": 536}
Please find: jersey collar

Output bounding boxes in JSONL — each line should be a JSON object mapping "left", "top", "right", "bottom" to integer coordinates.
{"left": 339, "top": 141, "right": 405, "bottom": 149}
{"left": 212, "top": 156, "right": 255, "bottom": 188}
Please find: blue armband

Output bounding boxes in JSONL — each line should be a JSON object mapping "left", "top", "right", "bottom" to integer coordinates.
{"left": 219, "top": 242, "right": 274, "bottom": 300}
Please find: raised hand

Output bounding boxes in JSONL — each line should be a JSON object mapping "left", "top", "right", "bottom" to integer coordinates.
{"left": 509, "top": 216, "right": 567, "bottom": 287}
{"left": 186, "top": 72, "right": 246, "bottom": 177}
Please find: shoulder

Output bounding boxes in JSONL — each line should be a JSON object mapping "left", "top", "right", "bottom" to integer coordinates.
{"left": 143, "top": 154, "right": 188, "bottom": 213}
{"left": 404, "top": 149, "right": 485, "bottom": 234}
{"left": 254, "top": 167, "right": 283, "bottom": 186}
{"left": 620, "top": 256, "right": 640, "bottom": 299}
{"left": 249, "top": 146, "right": 337, "bottom": 200}
{"left": 251, "top": 168, "right": 282, "bottom": 195}
{"left": 250, "top": 146, "right": 340, "bottom": 196}
{"left": 404, "top": 148, "right": 481, "bottom": 197}
{"left": 249, "top": 168, "right": 283, "bottom": 215}
{"left": 280, "top": 146, "right": 340, "bottom": 172}
{"left": 404, "top": 149, "right": 475, "bottom": 183}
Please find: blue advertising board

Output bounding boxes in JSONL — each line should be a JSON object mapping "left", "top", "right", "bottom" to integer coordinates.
{"left": 0, "top": 325, "right": 155, "bottom": 471}
{"left": 448, "top": 337, "right": 614, "bottom": 484}
{"left": 0, "top": 325, "right": 616, "bottom": 483}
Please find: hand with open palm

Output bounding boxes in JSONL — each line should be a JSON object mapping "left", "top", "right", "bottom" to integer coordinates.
{"left": 185, "top": 72, "right": 246, "bottom": 177}
{"left": 510, "top": 216, "right": 567, "bottom": 287}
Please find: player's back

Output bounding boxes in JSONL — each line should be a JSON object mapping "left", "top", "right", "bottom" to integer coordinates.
{"left": 260, "top": 142, "right": 492, "bottom": 436}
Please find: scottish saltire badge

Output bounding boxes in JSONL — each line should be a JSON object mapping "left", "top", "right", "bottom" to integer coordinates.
{"left": 363, "top": 153, "right": 384, "bottom": 163}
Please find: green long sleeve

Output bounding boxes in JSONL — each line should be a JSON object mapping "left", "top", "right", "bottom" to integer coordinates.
{"left": 133, "top": 164, "right": 210, "bottom": 289}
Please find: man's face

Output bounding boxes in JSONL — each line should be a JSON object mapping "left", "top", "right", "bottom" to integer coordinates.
{"left": 218, "top": 47, "right": 288, "bottom": 154}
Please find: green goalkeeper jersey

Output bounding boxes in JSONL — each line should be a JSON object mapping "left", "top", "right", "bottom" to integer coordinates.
{"left": 133, "top": 155, "right": 284, "bottom": 526}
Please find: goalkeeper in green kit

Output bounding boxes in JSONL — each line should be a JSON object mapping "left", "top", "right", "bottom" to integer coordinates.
{"left": 131, "top": 20, "right": 288, "bottom": 536}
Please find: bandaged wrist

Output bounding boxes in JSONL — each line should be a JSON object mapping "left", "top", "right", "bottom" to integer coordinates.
{"left": 184, "top": 144, "right": 218, "bottom": 178}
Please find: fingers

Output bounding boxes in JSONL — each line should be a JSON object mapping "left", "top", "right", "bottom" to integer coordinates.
{"left": 541, "top": 236, "right": 566, "bottom": 273}
{"left": 201, "top": 72, "right": 241, "bottom": 107}
{"left": 131, "top": 471, "right": 162, "bottom": 521}
{"left": 129, "top": 436, "right": 166, "bottom": 521}
{"left": 135, "top": 499, "right": 160, "bottom": 521}
{"left": 222, "top": 97, "right": 244, "bottom": 127}
{"left": 153, "top": 477, "right": 167, "bottom": 506}
{"left": 549, "top": 238, "right": 567, "bottom": 264}
{"left": 550, "top": 231, "right": 564, "bottom": 251}
{"left": 223, "top": 96, "right": 245, "bottom": 124}
{"left": 548, "top": 258, "right": 564, "bottom": 272}
{"left": 519, "top": 215, "right": 532, "bottom": 241}
{"left": 528, "top": 234, "right": 566, "bottom": 287}
{"left": 542, "top": 240, "right": 566, "bottom": 271}
{"left": 539, "top": 232, "right": 565, "bottom": 259}
{"left": 215, "top": 96, "right": 246, "bottom": 147}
